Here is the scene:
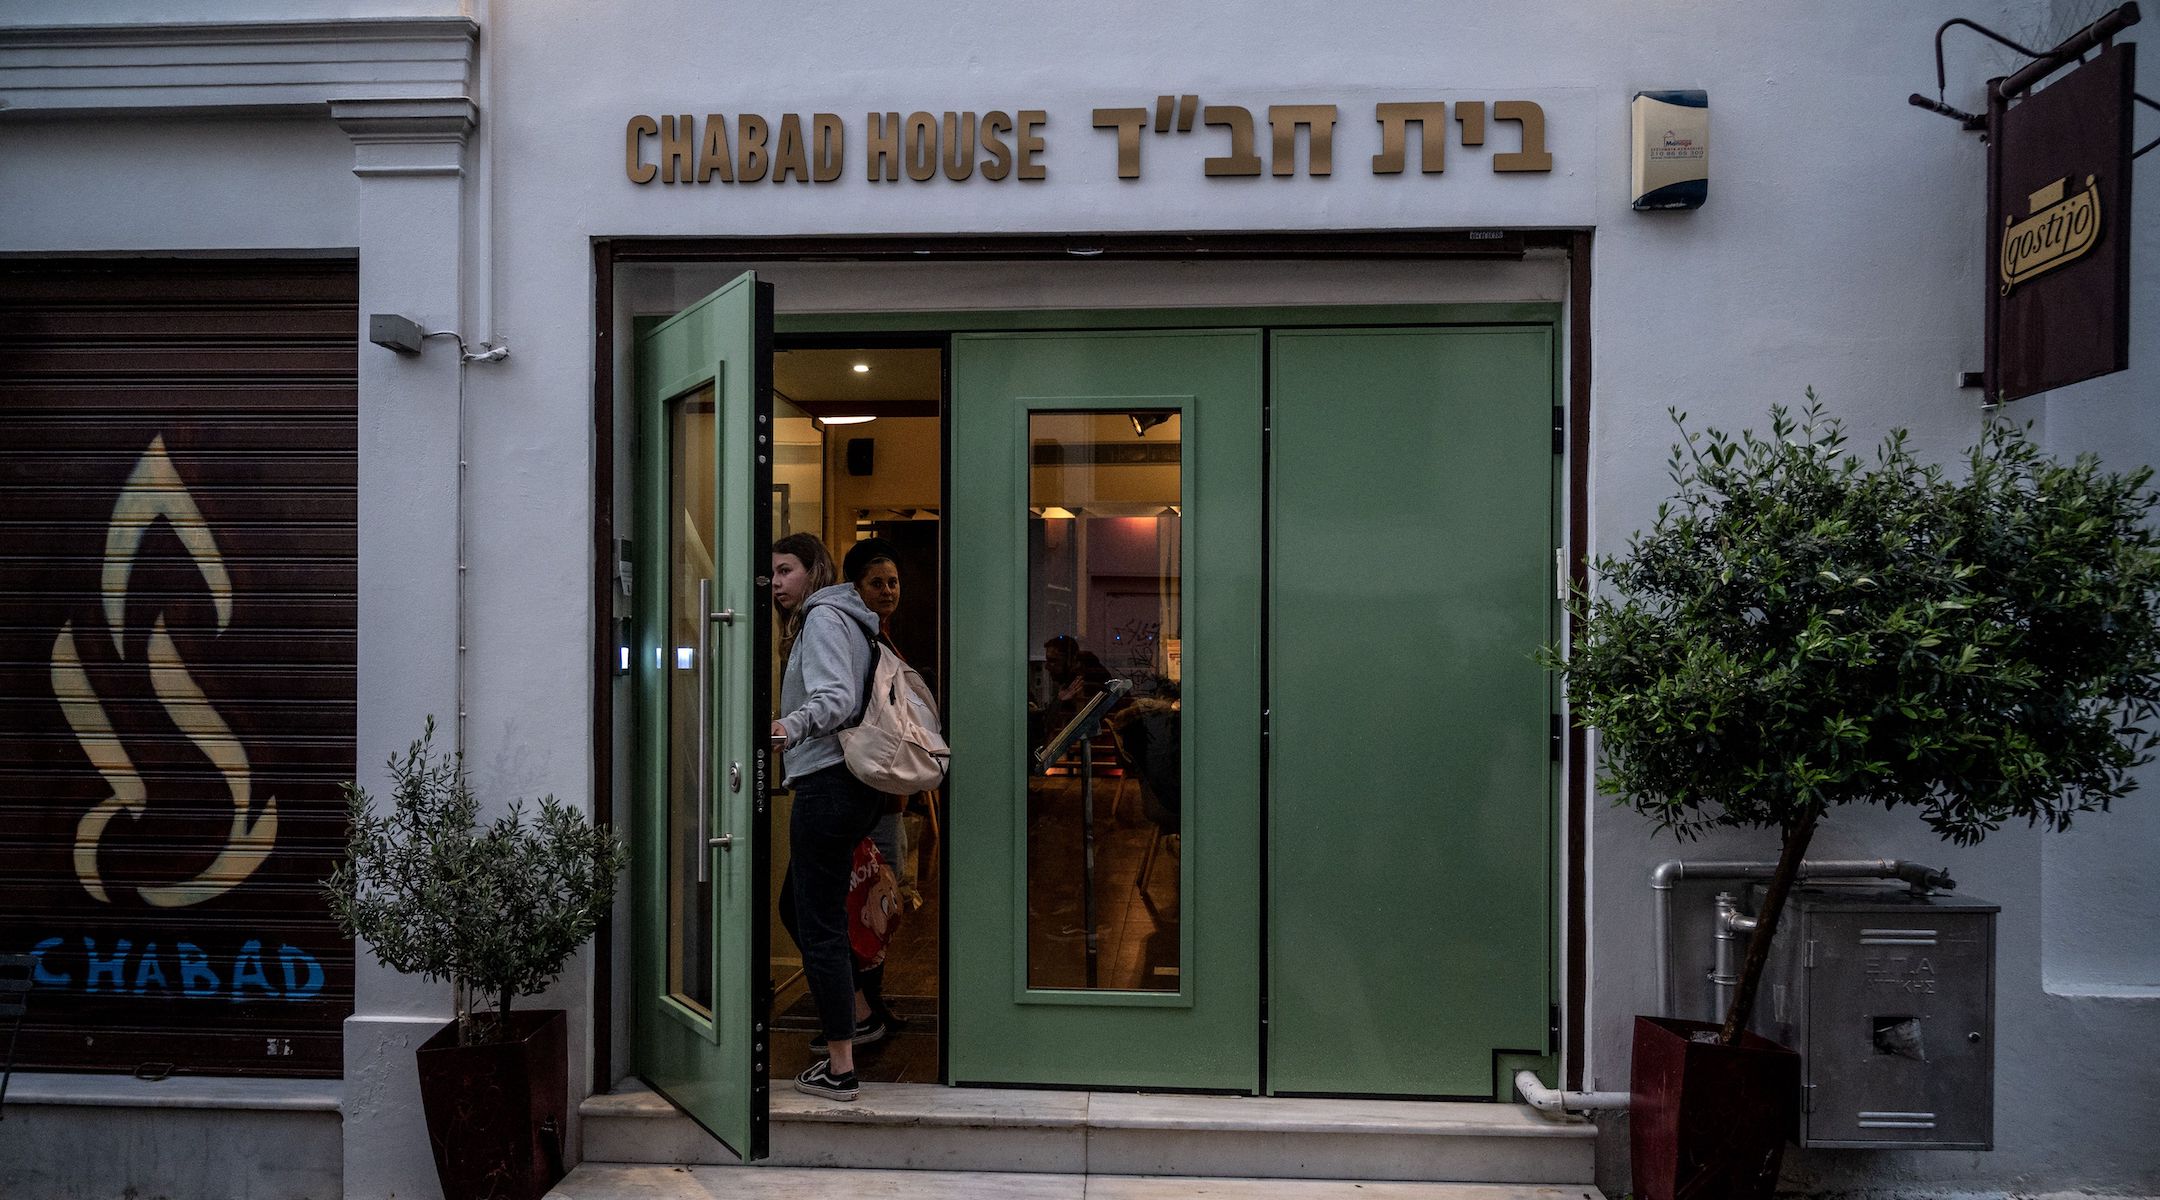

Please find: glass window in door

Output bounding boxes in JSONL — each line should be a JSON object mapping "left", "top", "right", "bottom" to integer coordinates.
{"left": 667, "top": 385, "right": 715, "bottom": 1013}
{"left": 1025, "top": 410, "right": 1182, "bottom": 992}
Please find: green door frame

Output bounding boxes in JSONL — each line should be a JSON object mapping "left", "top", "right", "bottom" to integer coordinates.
{"left": 772, "top": 301, "right": 1565, "bottom": 1097}
{"left": 591, "top": 232, "right": 1597, "bottom": 1096}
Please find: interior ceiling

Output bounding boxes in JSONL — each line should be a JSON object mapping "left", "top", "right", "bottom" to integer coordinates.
{"left": 775, "top": 347, "right": 940, "bottom": 417}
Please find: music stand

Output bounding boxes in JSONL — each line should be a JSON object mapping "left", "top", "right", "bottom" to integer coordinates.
{"left": 1033, "top": 677, "right": 1131, "bottom": 988}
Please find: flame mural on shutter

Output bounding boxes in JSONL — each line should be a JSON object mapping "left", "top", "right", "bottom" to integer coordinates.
{"left": 49, "top": 435, "right": 278, "bottom": 908}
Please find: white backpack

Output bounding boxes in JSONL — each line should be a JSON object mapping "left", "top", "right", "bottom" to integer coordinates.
{"left": 840, "top": 629, "right": 949, "bottom": 794}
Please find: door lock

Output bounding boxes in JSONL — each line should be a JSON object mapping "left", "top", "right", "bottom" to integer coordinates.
{"left": 729, "top": 761, "right": 742, "bottom": 793}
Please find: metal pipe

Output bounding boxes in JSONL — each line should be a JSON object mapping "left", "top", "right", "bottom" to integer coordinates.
{"left": 1652, "top": 859, "right": 1956, "bottom": 1019}
{"left": 1515, "top": 1069, "right": 1630, "bottom": 1117}
{"left": 1998, "top": 2, "right": 2141, "bottom": 100}
{"left": 1710, "top": 893, "right": 1760, "bottom": 1017}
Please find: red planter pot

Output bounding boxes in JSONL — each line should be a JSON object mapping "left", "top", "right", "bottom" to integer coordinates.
{"left": 1630, "top": 1014, "right": 1801, "bottom": 1200}
{"left": 414, "top": 1009, "right": 569, "bottom": 1200}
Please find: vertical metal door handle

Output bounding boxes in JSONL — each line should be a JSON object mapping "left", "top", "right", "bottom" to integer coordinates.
{"left": 694, "top": 579, "right": 713, "bottom": 883}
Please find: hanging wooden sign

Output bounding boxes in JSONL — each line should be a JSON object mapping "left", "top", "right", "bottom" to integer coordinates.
{"left": 1987, "top": 43, "right": 2136, "bottom": 402}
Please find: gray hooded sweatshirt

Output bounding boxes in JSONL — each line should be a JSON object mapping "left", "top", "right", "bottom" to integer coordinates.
{"left": 777, "top": 582, "right": 881, "bottom": 785}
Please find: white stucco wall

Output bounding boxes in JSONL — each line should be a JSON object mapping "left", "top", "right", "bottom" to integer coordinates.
{"left": 4, "top": 0, "right": 2155, "bottom": 1195}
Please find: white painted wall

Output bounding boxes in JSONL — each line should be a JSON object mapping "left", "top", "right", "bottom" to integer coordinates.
{"left": 4, "top": 0, "right": 2155, "bottom": 1194}
{"left": 0, "top": 115, "right": 358, "bottom": 252}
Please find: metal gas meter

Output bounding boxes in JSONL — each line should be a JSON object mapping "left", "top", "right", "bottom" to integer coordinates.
{"left": 1750, "top": 886, "right": 1999, "bottom": 1149}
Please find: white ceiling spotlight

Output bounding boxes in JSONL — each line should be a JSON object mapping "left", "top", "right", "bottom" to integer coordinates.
{"left": 819, "top": 414, "right": 877, "bottom": 426}
{"left": 851, "top": 363, "right": 871, "bottom": 374}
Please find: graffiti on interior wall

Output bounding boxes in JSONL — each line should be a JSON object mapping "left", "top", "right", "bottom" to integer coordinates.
{"left": 1108, "top": 617, "right": 1161, "bottom": 671}
{"left": 48, "top": 436, "right": 278, "bottom": 908}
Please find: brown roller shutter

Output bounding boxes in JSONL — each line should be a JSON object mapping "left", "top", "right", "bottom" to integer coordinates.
{"left": 0, "top": 260, "right": 357, "bottom": 1078}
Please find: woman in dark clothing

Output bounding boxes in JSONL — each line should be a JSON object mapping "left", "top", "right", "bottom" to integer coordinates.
{"left": 840, "top": 538, "right": 905, "bottom": 1042}
{"left": 769, "top": 532, "right": 882, "bottom": 1101}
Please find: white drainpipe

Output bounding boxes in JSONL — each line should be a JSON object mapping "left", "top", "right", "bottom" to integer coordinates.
{"left": 1515, "top": 1069, "right": 1630, "bottom": 1116}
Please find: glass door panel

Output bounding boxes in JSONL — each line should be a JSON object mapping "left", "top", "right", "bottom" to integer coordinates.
{"left": 667, "top": 387, "right": 716, "bottom": 1013}
{"left": 1025, "top": 411, "right": 1183, "bottom": 992}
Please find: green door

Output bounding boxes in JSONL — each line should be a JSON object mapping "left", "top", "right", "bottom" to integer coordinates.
{"left": 948, "top": 330, "right": 1263, "bottom": 1090}
{"left": 1267, "top": 327, "right": 1556, "bottom": 1098}
{"left": 630, "top": 273, "right": 775, "bottom": 1158}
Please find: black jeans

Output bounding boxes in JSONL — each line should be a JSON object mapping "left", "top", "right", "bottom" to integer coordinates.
{"left": 779, "top": 763, "right": 883, "bottom": 1043}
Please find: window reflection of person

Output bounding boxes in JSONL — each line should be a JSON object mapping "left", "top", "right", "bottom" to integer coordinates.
{"left": 1036, "top": 634, "right": 1114, "bottom": 761}
{"left": 839, "top": 537, "right": 920, "bottom": 1045}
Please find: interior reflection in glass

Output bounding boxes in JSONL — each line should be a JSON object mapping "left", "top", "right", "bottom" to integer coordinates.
{"left": 667, "top": 387, "right": 715, "bottom": 1014}
{"left": 1025, "top": 411, "right": 1182, "bottom": 992}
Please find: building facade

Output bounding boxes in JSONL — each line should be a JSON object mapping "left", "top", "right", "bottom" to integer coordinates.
{"left": 1, "top": 1, "right": 2155, "bottom": 1197}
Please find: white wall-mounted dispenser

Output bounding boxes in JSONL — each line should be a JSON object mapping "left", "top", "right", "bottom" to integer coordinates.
{"left": 1631, "top": 90, "right": 1709, "bottom": 210}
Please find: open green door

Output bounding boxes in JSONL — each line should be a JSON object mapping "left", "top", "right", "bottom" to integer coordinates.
{"left": 631, "top": 272, "right": 775, "bottom": 1159}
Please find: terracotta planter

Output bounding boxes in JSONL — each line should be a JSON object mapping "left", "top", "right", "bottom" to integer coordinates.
{"left": 414, "top": 1009, "right": 568, "bottom": 1200}
{"left": 1630, "top": 1014, "right": 1801, "bottom": 1200}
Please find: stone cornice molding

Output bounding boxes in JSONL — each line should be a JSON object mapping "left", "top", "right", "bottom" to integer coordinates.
{"left": 331, "top": 97, "right": 478, "bottom": 177}
{"left": 0, "top": 16, "right": 477, "bottom": 117}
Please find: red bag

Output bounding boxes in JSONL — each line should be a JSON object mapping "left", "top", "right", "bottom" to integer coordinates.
{"left": 846, "top": 837, "right": 902, "bottom": 969}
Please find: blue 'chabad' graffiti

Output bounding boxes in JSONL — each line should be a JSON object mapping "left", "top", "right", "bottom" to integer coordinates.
{"left": 30, "top": 936, "right": 324, "bottom": 1001}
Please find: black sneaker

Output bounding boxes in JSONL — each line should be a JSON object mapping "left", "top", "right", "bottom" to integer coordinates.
{"left": 794, "top": 1059, "right": 859, "bottom": 1102}
{"left": 808, "top": 1015, "right": 886, "bottom": 1052}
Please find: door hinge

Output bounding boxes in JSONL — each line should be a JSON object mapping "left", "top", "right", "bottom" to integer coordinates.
{"left": 1552, "top": 406, "right": 1566, "bottom": 455}
{"left": 1549, "top": 1003, "right": 1562, "bottom": 1054}
{"left": 1261, "top": 707, "right": 1271, "bottom": 743}
{"left": 1805, "top": 939, "right": 1817, "bottom": 969}
{"left": 1802, "top": 1081, "right": 1817, "bottom": 1113}
{"left": 1550, "top": 713, "right": 1563, "bottom": 762}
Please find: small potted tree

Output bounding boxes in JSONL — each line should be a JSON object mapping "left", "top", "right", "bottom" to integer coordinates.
{"left": 1549, "top": 398, "right": 2160, "bottom": 1200}
{"left": 327, "top": 719, "right": 627, "bottom": 1200}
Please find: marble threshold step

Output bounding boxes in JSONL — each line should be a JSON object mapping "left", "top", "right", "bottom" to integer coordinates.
{"left": 580, "top": 1083, "right": 1597, "bottom": 1184}
{"left": 550, "top": 1165, "right": 1606, "bottom": 1200}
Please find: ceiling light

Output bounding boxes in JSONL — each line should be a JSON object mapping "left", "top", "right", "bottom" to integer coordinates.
{"left": 1041, "top": 506, "right": 1077, "bottom": 520}
{"left": 851, "top": 363, "right": 871, "bottom": 374}
{"left": 1130, "top": 412, "right": 1171, "bottom": 437}
{"left": 820, "top": 414, "right": 876, "bottom": 426}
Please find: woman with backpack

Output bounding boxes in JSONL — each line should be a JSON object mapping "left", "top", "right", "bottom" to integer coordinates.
{"left": 839, "top": 538, "right": 907, "bottom": 1041}
{"left": 769, "top": 531, "right": 883, "bottom": 1101}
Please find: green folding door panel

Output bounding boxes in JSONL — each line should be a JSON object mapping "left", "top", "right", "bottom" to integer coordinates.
{"left": 1267, "top": 327, "right": 1554, "bottom": 1098}
{"left": 631, "top": 273, "right": 772, "bottom": 1158}
{"left": 948, "top": 330, "right": 1263, "bottom": 1090}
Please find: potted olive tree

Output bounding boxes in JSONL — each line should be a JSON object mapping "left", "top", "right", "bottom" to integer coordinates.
{"left": 327, "top": 719, "right": 627, "bottom": 1200}
{"left": 1549, "top": 398, "right": 2160, "bottom": 1200}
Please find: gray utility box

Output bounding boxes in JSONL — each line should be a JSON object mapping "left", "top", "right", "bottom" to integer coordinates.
{"left": 1750, "top": 886, "right": 1998, "bottom": 1150}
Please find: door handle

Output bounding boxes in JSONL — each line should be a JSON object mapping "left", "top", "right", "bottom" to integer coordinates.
{"left": 695, "top": 579, "right": 714, "bottom": 883}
